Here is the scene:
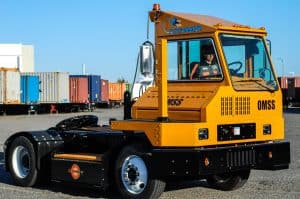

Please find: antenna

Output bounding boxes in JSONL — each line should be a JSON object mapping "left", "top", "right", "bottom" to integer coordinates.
{"left": 82, "top": 64, "right": 86, "bottom": 75}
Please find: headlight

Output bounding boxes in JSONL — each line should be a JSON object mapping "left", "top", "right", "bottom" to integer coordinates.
{"left": 263, "top": 124, "right": 272, "bottom": 135}
{"left": 198, "top": 128, "right": 209, "bottom": 140}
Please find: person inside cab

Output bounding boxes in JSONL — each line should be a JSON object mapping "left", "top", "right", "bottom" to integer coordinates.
{"left": 190, "top": 45, "right": 220, "bottom": 80}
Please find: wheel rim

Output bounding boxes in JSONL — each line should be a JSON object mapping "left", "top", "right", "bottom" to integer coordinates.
{"left": 12, "top": 146, "right": 30, "bottom": 179}
{"left": 121, "top": 155, "right": 148, "bottom": 194}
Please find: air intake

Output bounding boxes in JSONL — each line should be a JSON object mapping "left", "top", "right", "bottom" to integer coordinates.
{"left": 235, "top": 97, "right": 250, "bottom": 115}
{"left": 221, "top": 97, "right": 233, "bottom": 116}
{"left": 221, "top": 96, "right": 251, "bottom": 116}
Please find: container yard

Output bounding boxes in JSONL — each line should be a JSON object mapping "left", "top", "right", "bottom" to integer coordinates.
{"left": 1, "top": 1, "right": 299, "bottom": 199}
{"left": 0, "top": 69, "right": 129, "bottom": 114}
{"left": 0, "top": 44, "right": 129, "bottom": 115}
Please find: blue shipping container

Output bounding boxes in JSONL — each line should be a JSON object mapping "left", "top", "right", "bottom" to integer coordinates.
{"left": 70, "top": 75, "right": 101, "bottom": 103}
{"left": 21, "top": 75, "right": 39, "bottom": 104}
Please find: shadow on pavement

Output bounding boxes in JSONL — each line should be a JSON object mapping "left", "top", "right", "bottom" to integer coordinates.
{"left": 36, "top": 183, "right": 120, "bottom": 199}
{"left": 165, "top": 179, "right": 211, "bottom": 192}
{"left": 1, "top": 151, "right": 213, "bottom": 198}
{"left": 0, "top": 151, "right": 120, "bottom": 198}
{"left": 0, "top": 152, "right": 13, "bottom": 185}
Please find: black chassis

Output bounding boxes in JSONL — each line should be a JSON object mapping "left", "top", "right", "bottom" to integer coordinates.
{"left": 4, "top": 130, "right": 290, "bottom": 177}
{"left": 3, "top": 115, "right": 290, "bottom": 187}
{"left": 150, "top": 141, "right": 290, "bottom": 180}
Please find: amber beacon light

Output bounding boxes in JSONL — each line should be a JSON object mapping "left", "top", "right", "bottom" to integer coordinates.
{"left": 153, "top": 3, "right": 160, "bottom": 11}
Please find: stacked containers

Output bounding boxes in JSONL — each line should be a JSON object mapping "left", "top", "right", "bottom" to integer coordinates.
{"left": 20, "top": 75, "right": 39, "bottom": 104}
{"left": 22, "top": 72, "right": 69, "bottom": 103}
{"left": 109, "top": 82, "right": 126, "bottom": 103}
{"left": 69, "top": 76, "right": 89, "bottom": 103}
{"left": 100, "top": 79, "right": 109, "bottom": 104}
{"left": 0, "top": 70, "right": 20, "bottom": 104}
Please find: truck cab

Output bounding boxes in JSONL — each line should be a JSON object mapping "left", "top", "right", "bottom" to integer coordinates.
{"left": 4, "top": 5, "right": 290, "bottom": 199}
{"left": 114, "top": 6, "right": 284, "bottom": 147}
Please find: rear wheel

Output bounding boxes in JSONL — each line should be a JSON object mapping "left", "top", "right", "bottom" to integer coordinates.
{"left": 115, "top": 144, "right": 166, "bottom": 199}
{"left": 206, "top": 169, "right": 250, "bottom": 191}
{"left": 8, "top": 136, "right": 38, "bottom": 187}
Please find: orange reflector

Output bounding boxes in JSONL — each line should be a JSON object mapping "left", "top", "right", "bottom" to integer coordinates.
{"left": 204, "top": 157, "right": 210, "bottom": 167}
{"left": 268, "top": 151, "right": 273, "bottom": 159}
{"left": 153, "top": 4, "right": 160, "bottom": 11}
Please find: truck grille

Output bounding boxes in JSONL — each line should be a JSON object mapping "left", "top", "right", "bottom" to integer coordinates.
{"left": 221, "top": 97, "right": 233, "bottom": 116}
{"left": 227, "top": 149, "right": 256, "bottom": 168}
{"left": 221, "top": 96, "right": 250, "bottom": 116}
{"left": 235, "top": 97, "right": 250, "bottom": 115}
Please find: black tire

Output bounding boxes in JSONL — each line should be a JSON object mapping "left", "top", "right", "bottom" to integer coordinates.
{"left": 206, "top": 169, "right": 250, "bottom": 191}
{"left": 8, "top": 136, "right": 38, "bottom": 187}
{"left": 115, "top": 144, "right": 166, "bottom": 199}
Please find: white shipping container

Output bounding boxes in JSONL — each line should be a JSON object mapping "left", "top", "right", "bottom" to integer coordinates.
{"left": 0, "top": 70, "right": 21, "bottom": 104}
{"left": 23, "top": 72, "right": 69, "bottom": 103}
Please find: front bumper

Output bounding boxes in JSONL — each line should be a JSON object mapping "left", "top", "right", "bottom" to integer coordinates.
{"left": 151, "top": 141, "right": 290, "bottom": 178}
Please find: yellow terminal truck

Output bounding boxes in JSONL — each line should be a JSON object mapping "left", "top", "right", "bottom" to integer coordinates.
{"left": 3, "top": 4, "right": 290, "bottom": 199}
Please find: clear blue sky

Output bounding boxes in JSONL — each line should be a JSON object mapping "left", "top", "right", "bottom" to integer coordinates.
{"left": 0, "top": 0, "right": 298, "bottom": 81}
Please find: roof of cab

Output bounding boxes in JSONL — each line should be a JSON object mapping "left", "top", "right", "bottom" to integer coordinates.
{"left": 159, "top": 11, "right": 267, "bottom": 34}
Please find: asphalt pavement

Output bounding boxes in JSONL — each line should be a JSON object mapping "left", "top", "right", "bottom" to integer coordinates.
{"left": 0, "top": 108, "right": 299, "bottom": 198}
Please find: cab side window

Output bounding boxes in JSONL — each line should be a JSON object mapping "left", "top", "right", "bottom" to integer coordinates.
{"left": 167, "top": 38, "right": 222, "bottom": 81}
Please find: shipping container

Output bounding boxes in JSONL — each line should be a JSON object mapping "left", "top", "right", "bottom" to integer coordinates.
{"left": 69, "top": 77, "right": 89, "bottom": 103}
{"left": 109, "top": 82, "right": 126, "bottom": 104}
{"left": 88, "top": 75, "right": 101, "bottom": 103}
{"left": 20, "top": 75, "right": 39, "bottom": 104}
{"left": 278, "top": 76, "right": 300, "bottom": 107}
{"left": 71, "top": 75, "right": 101, "bottom": 103}
{"left": 100, "top": 79, "right": 109, "bottom": 103}
{"left": 295, "top": 77, "right": 300, "bottom": 88}
{"left": 278, "top": 77, "right": 288, "bottom": 89}
{"left": 0, "top": 70, "right": 20, "bottom": 104}
{"left": 22, "top": 72, "right": 69, "bottom": 103}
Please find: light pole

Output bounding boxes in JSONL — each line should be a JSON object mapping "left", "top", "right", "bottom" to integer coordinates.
{"left": 278, "top": 57, "right": 284, "bottom": 77}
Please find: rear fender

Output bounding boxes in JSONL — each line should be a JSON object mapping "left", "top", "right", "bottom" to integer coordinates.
{"left": 4, "top": 130, "right": 64, "bottom": 171}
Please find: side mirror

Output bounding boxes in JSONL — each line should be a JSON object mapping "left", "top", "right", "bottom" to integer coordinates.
{"left": 140, "top": 42, "right": 153, "bottom": 76}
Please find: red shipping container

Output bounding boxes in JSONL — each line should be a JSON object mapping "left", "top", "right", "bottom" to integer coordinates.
{"left": 109, "top": 82, "right": 126, "bottom": 101}
{"left": 69, "top": 77, "right": 89, "bottom": 103}
{"left": 278, "top": 77, "right": 288, "bottom": 89}
{"left": 295, "top": 76, "right": 300, "bottom": 88}
{"left": 101, "top": 79, "right": 109, "bottom": 103}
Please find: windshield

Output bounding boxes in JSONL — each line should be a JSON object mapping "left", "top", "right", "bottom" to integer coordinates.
{"left": 220, "top": 34, "right": 278, "bottom": 91}
{"left": 167, "top": 38, "right": 223, "bottom": 81}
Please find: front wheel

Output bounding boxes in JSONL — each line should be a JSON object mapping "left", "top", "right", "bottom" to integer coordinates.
{"left": 206, "top": 169, "right": 250, "bottom": 191}
{"left": 8, "top": 136, "right": 38, "bottom": 187}
{"left": 115, "top": 144, "right": 166, "bottom": 199}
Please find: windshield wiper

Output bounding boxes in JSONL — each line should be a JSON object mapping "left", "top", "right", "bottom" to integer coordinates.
{"left": 233, "top": 78, "right": 275, "bottom": 92}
